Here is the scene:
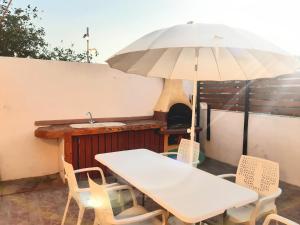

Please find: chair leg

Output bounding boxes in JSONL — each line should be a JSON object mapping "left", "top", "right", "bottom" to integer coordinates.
{"left": 76, "top": 206, "right": 85, "bottom": 225}
{"left": 61, "top": 194, "right": 71, "bottom": 225}
{"left": 272, "top": 208, "right": 279, "bottom": 225}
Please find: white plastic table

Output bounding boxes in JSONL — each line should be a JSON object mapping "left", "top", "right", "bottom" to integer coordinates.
{"left": 95, "top": 149, "right": 258, "bottom": 224}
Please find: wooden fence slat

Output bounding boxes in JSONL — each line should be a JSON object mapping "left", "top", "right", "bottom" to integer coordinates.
{"left": 208, "top": 103, "right": 245, "bottom": 111}
{"left": 199, "top": 83, "right": 246, "bottom": 88}
{"left": 199, "top": 80, "right": 246, "bottom": 85}
{"left": 78, "top": 136, "right": 86, "bottom": 170}
{"left": 250, "top": 99, "right": 300, "bottom": 108}
{"left": 200, "top": 98, "right": 244, "bottom": 105}
{"left": 91, "top": 135, "right": 99, "bottom": 168}
{"left": 128, "top": 131, "right": 135, "bottom": 149}
{"left": 105, "top": 133, "right": 112, "bottom": 153}
{"left": 72, "top": 137, "right": 79, "bottom": 169}
{"left": 249, "top": 93, "right": 300, "bottom": 101}
{"left": 252, "top": 79, "right": 300, "bottom": 86}
{"left": 199, "top": 93, "right": 245, "bottom": 99}
{"left": 201, "top": 87, "right": 245, "bottom": 94}
{"left": 250, "top": 86, "right": 300, "bottom": 93}
{"left": 250, "top": 106, "right": 300, "bottom": 117}
{"left": 111, "top": 133, "right": 118, "bottom": 152}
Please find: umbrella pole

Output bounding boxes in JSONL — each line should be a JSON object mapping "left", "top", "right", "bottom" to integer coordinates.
{"left": 190, "top": 78, "right": 197, "bottom": 142}
{"left": 188, "top": 76, "right": 198, "bottom": 164}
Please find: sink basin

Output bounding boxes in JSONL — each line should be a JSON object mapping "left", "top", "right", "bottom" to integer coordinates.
{"left": 70, "top": 122, "right": 126, "bottom": 129}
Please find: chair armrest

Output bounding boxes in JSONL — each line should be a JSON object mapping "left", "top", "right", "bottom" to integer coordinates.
{"left": 257, "top": 188, "right": 282, "bottom": 205}
{"left": 263, "top": 214, "right": 299, "bottom": 225}
{"left": 110, "top": 209, "right": 167, "bottom": 225}
{"left": 218, "top": 174, "right": 236, "bottom": 179}
{"left": 74, "top": 167, "right": 106, "bottom": 184}
{"left": 251, "top": 188, "right": 282, "bottom": 221}
{"left": 107, "top": 185, "right": 138, "bottom": 206}
{"left": 105, "top": 182, "right": 119, "bottom": 188}
{"left": 77, "top": 187, "right": 90, "bottom": 193}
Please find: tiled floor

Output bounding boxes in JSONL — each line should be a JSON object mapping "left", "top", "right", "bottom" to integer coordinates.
{"left": 1, "top": 158, "right": 300, "bottom": 225}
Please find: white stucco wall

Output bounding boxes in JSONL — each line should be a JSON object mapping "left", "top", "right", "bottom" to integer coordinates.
{"left": 0, "top": 57, "right": 162, "bottom": 181}
{"left": 200, "top": 108, "right": 300, "bottom": 187}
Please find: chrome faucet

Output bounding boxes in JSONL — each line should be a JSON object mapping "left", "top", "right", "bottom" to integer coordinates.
{"left": 86, "top": 112, "right": 95, "bottom": 124}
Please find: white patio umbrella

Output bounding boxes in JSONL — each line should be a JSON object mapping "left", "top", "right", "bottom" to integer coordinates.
{"left": 107, "top": 22, "right": 298, "bottom": 162}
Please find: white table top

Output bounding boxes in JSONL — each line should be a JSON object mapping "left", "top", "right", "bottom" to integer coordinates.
{"left": 95, "top": 149, "right": 258, "bottom": 223}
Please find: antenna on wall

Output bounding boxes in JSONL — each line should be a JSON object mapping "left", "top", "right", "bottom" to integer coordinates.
{"left": 83, "top": 27, "right": 98, "bottom": 63}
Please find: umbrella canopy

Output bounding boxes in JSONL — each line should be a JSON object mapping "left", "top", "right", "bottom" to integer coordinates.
{"left": 107, "top": 22, "right": 298, "bottom": 163}
{"left": 107, "top": 23, "right": 298, "bottom": 80}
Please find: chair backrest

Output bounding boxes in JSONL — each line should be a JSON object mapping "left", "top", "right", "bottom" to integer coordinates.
{"left": 62, "top": 159, "right": 79, "bottom": 195}
{"left": 88, "top": 176, "right": 114, "bottom": 224}
{"left": 177, "top": 138, "right": 200, "bottom": 164}
{"left": 236, "top": 155, "right": 279, "bottom": 196}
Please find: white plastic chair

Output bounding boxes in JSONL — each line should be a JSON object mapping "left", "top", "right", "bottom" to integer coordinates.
{"left": 218, "top": 155, "right": 282, "bottom": 225}
{"left": 161, "top": 138, "right": 200, "bottom": 167}
{"left": 263, "top": 214, "right": 299, "bottom": 225}
{"left": 87, "top": 175, "right": 168, "bottom": 225}
{"left": 61, "top": 159, "right": 117, "bottom": 225}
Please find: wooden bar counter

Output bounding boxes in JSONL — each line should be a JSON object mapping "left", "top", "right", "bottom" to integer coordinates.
{"left": 35, "top": 116, "right": 165, "bottom": 176}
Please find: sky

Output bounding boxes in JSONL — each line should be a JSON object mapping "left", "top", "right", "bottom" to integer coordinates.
{"left": 11, "top": 0, "right": 300, "bottom": 63}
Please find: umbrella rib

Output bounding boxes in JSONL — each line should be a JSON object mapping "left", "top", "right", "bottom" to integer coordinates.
{"left": 124, "top": 50, "right": 152, "bottom": 73}
{"left": 246, "top": 49, "right": 273, "bottom": 76}
{"left": 210, "top": 47, "right": 222, "bottom": 81}
{"left": 168, "top": 48, "right": 184, "bottom": 79}
{"left": 144, "top": 48, "right": 169, "bottom": 75}
{"left": 227, "top": 48, "right": 249, "bottom": 80}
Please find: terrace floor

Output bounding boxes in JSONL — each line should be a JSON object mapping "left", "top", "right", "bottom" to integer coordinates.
{"left": 1, "top": 158, "right": 300, "bottom": 225}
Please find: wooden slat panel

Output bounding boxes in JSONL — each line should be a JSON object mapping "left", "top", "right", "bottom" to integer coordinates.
{"left": 149, "top": 130, "right": 156, "bottom": 151}
{"left": 252, "top": 79, "right": 300, "bottom": 86}
{"left": 72, "top": 137, "right": 79, "bottom": 169}
{"left": 91, "top": 135, "right": 99, "bottom": 167}
{"left": 111, "top": 133, "right": 118, "bottom": 152}
{"left": 200, "top": 98, "right": 244, "bottom": 105}
{"left": 250, "top": 99, "right": 300, "bottom": 108}
{"left": 128, "top": 131, "right": 136, "bottom": 149}
{"left": 78, "top": 136, "right": 86, "bottom": 170}
{"left": 85, "top": 136, "right": 92, "bottom": 168}
{"left": 105, "top": 133, "right": 112, "bottom": 153}
{"left": 201, "top": 87, "right": 245, "bottom": 94}
{"left": 199, "top": 93, "right": 245, "bottom": 99}
{"left": 209, "top": 104, "right": 245, "bottom": 111}
{"left": 199, "top": 73, "right": 300, "bottom": 117}
{"left": 249, "top": 93, "right": 300, "bottom": 101}
{"left": 159, "top": 135, "right": 164, "bottom": 153}
{"left": 144, "top": 129, "right": 151, "bottom": 150}
{"left": 199, "top": 82, "right": 246, "bottom": 88}
{"left": 99, "top": 134, "right": 106, "bottom": 154}
{"left": 250, "top": 86, "right": 300, "bottom": 93}
{"left": 138, "top": 130, "right": 145, "bottom": 149}
{"left": 250, "top": 106, "right": 300, "bottom": 117}
{"left": 118, "top": 131, "right": 129, "bottom": 150}
{"left": 273, "top": 74, "right": 300, "bottom": 79}
{"left": 199, "top": 80, "right": 246, "bottom": 85}
{"left": 154, "top": 131, "right": 160, "bottom": 153}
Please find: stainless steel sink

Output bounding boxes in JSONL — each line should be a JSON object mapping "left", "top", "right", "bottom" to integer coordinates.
{"left": 70, "top": 122, "right": 126, "bottom": 129}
